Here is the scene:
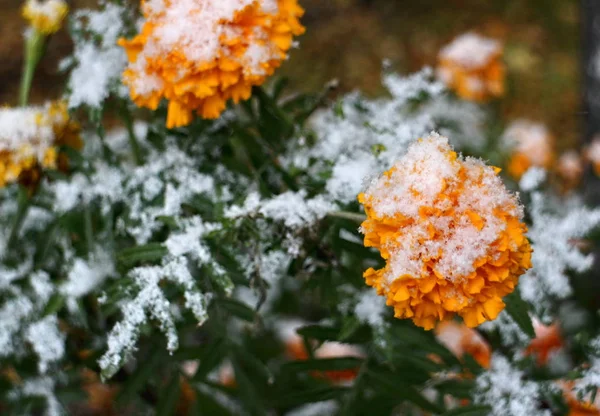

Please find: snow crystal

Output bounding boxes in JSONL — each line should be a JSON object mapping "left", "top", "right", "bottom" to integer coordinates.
{"left": 362, "top": 133, "right": 520, "bottom": 283}
{"left": 519, "top": 192, "right": 600, "bottom": 317}
{"left": 502, "top": 120, "right": 553, "bottom": 166}
{"left": 25, "top": 315, "right": 65, "bottom": 374}
{"left": 66, "top": 4, "right": 129, "bottom": 108}
{"left": 0, "top": 295, "right": 34, "bottom": 358}
{"left": 0, "top": 104, "right": 59, "bottom": 161}
{"left": 480, "top": 311, "right": 530, "bottom": 348}
{"left": 100, "top": 253, "right": 212, "bottom": 378}
{"left": 129, "top": 0, "right": 286, "bottom": 95}
{"left": 285, "top": 400, "right": 339, "bottom": 416}
{"left": 18, "top": 377, "right": 63, "bottom": 416}
{"left": 354, "top": 289, "right": 387, "bottom": 328}
{"left": 474, "top": 354, "right": 551, "bottom": 416}
{"left": 519, "top": 167, "right": 547, "bottom": 192}
{"left": 439, "top": 33, "right": 501, "bottom": 69}
{"left": 282, "top": 69, "right": 486, "bottom": 205}
{"left": 60, "top": 249, "right": 115, "bottom": 302}
{"left": 226, "top": 190, "right": 336, "bottom": 229}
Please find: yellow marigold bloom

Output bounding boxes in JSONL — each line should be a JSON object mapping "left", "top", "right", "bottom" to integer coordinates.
{"left": 118, "top": 0, "right": 305, "bottom": 129}
{"left": 358, "top": 133, "right": 532, "bottom": 330}
{"left": 0, "top": 101, "right": 81, "bottom": 189}
{"left": 437, "top": 33, "right": 505, "bottom": 102}
{"left": 22, "top": 0, "right": 68, "bottom": 35}
{"left": 503, "top": 120, "right": 554, "bottom": 179}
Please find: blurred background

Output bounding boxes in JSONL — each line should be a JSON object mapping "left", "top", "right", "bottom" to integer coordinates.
{"left": 0, "top": 0, "right": 581, "bottom": 147}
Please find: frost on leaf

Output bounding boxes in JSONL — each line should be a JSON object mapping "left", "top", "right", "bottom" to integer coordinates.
{"left": 474, "top": 354, "right": 551, "bottom": 416}
{"left": 520, "top": 192, "right": 600, "bottom": 318}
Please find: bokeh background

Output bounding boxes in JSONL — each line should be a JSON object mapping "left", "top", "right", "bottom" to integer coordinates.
{"left": 0, "top": 0, "right": 581, "bottom": 147}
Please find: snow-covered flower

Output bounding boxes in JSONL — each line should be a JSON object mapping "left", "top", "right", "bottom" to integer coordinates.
{"left": 359, "top": 133, "right": 532, "bottom": 329}
{"left": 503, "top": 120, "right": 554, "bottom": 179}
{"left": 0, "top": 101, "right": 81, "bottom": 188}
{"left": 524, "top": 319, "right": 563, "bottom": 366}
{"left": 557, "top": 150, "right": 583, "bottom": 189}
{"left": 437, "top": 33, "right": 504, "bottom": 102}
{"left": 22, "top": 0, "right": 68, "bottom": 35}
{"left": 118, "top": 0, "right": 305, "bottom": 127}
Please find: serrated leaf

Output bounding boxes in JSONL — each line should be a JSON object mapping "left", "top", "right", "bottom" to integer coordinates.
{"left": 504, "top": 291, "right": 535, "bottom": 338}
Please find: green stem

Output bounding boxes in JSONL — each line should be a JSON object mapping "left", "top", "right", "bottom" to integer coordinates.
{"left": 19, "top": 31, "right": 45, "bottom": 106}
{"left": 84, "top": 204, "right": 94, "bottom": 256}
{"left": 121, "top": 105, "right": 143, "bottom": 165}
{"left": 8, "top": 186, "right": 32, "bottom": 247}
{"left": 327, "top": 211, "right": 366, "bottom": 223}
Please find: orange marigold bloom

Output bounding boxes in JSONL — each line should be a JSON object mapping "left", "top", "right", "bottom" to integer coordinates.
{"left": 586, "top": 137, "right": 600, "bottom": 176}
{"left": 524, "top": 320, "right": 563, "bottom": 366}
{"left": 557, "top": 150, "right": 584, "bottom": 190}
{"left": 435, "top": 321, "right": 492, "bottom": 368}
{"left": 437, "top": 33, "right": 505, "bottom": 102}
{"left": 358, "top": 133, "right": 532, "bottom": 330}
{"left": 119, "top": 0, "right": 305, "bottom": 128}
{"left": 560, "top": 382, "right": 600, "bottom": 416}
{"left": 0, "top": 101, "right": 82, "bottom": 189}
{"left": 503, "top": 120, "right": 554, "bottom": 179}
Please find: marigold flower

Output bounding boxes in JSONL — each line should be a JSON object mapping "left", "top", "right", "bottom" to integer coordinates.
{"left": 524, "top": 320, "right": 563, "bottom": 366}
{"left": 559, "top": 382, "right": 600, "bottom": 416}
{"left": 586, "top": 137, "right": 600, "bottom": 176}
{"left": 435, "top": 321, "right": 491, "bottom": 368}
{"left": 503, "top": 120, "right": 554, "bottom": 179}
{"left": 22, "top": 0, "right": 68, "bottom": 35}
{"left": 277, "top": 320, "right": 363, "bottom": 384}
{"left": 557, "top": 151, "right": 583, "bottom": 190}
{"left": 437, "top": 33, "right": 505, "bottom": 102}
{"left": 119, "top": 0, "right": 305, "bottom": 128}
{"left": 358, "top": 133, "right": 532, "bottom": 330}
{"left": 0, "top": 101, "right": 82, "bottom": 189}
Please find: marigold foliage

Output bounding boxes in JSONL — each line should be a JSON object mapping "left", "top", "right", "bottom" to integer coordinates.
{"left": 119, "top": 0, "right": 305, "bottom": 128}
{"left": 359, "top": 134, "right": 532, "bottom": 330}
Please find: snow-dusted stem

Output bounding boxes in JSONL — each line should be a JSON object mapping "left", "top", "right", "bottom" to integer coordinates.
{"left": 327, "top": 211, "right": 366, "bottom": 223}
{"left": 8, "top": 186, "right": 31, "bottom": 247}
{"left": 121, "top": 104, "right": 143, "bottom": 165}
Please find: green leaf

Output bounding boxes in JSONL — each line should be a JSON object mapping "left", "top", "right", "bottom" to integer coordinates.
{"left": 366, "top": 369, "right": 443, "bottom": 414}
{"left": 216, "top": 298, "right": 257, "bottom": 322}
{"left": 116, "top": 349, "right": 162, "bottom": 404}
{"left": 193, "top": 338, "right": 228, "bottom": 381}
{"left": 155, "top": 373, "right": 181, "bottom": 416}
{"left": 117, "top": 243, "right": 168, "bottom": 268}
{"left": 504, "top": 291, "right": 535, "bottom": 338}
{"left": 281, "top": 357, "right": 363, "bottom": 374}
{"left": 441, "top": 405, "right": 492, "bottom": 416}
{"left": 338, "top": 317, "right": 361, "bottom": 342}
{"left": 276, "top": 386, "right": 349, "bottom": 407}
{"left": 191, "top": 384, "right": 235, "bottom": 416}
{"left": 296, "top": 324, "right": 340, "bottom": 342}
{"left": 42, "top": 294, "right": 65, "bottom": 317}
